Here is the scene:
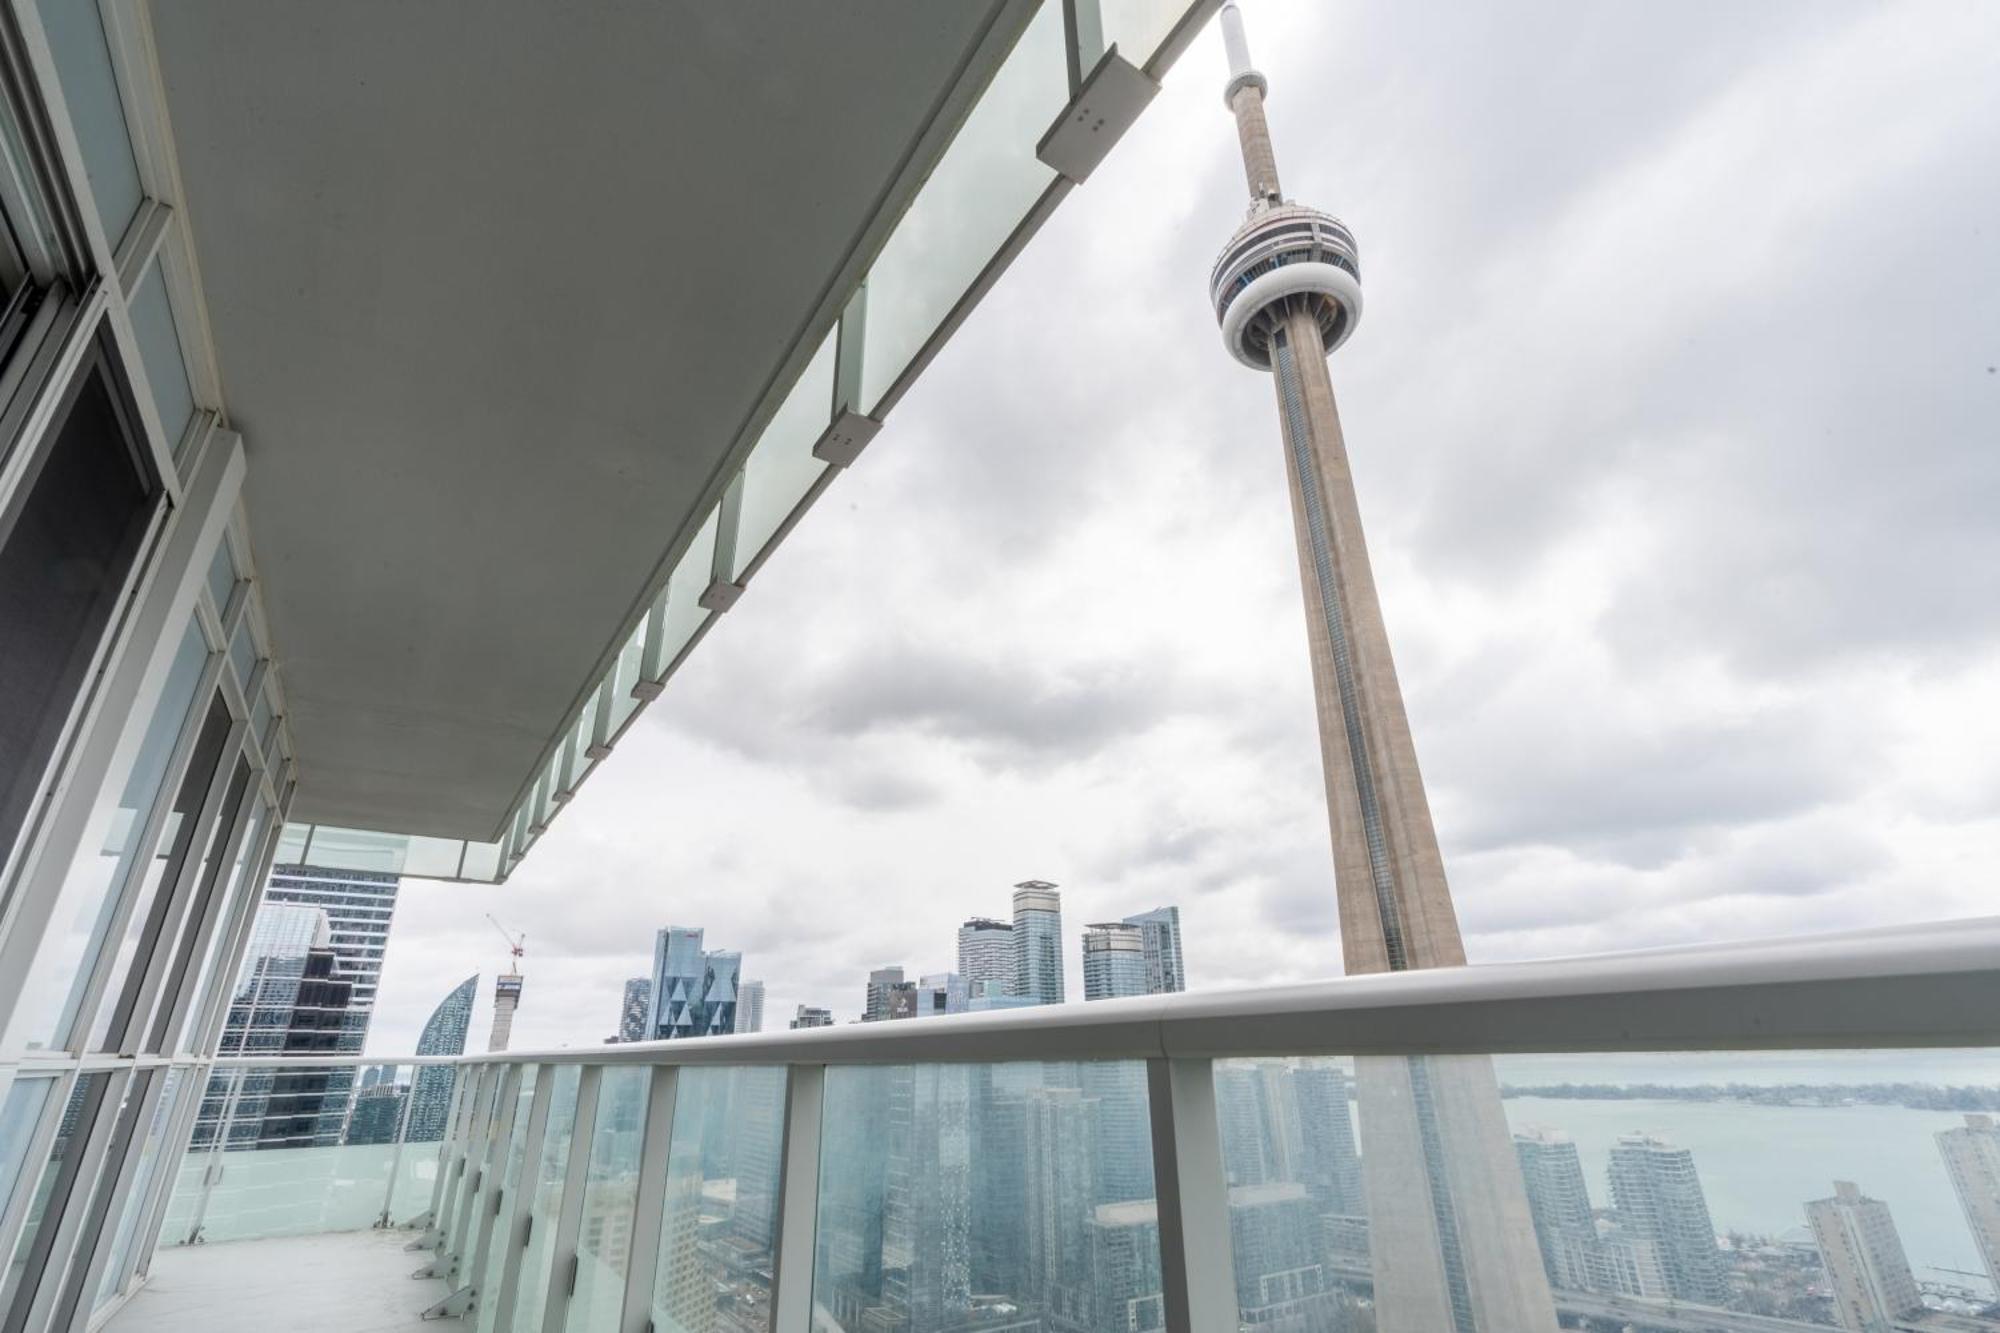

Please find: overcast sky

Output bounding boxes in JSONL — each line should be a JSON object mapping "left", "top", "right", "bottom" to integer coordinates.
{"left": 365, "top": 1, "right": 2000, "bottom": 1054}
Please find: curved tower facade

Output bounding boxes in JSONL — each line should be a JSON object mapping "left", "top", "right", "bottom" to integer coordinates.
{"left": 1210, "top": 7, "right": 1556, "bottom": 1330}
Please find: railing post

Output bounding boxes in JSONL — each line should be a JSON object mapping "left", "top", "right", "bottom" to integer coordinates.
{"left": 539, "top": 1065, "right": 601, "bottom": 1333}
{"left": 484, "top": 1063, "right": 554, "bottom": 1333}
{"left": 616, "top": 1065, "right": 679, "bottom": 1333}
{"left": 423, "top": 1063, "right": 474, "bottom": 1232}
{"left": 378, "top": 1060, "right": 420, "bottom": 1228}
{"left": 443, "top": 1065, "right": 503, "bottom": 1272}
{"left": 184, "top": 1064, "right": 244, "bottom": 1244}
{"left": 1147, "top": 1057, "right": 1237, "bottom": 1333}
{"left": 769, "top": 1064, "right": 825, "bottom": 1332}
{"left": 457, "top": 1063, "right": 525, "bottom": 1287}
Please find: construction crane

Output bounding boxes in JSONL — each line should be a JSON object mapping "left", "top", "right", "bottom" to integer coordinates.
{"left": 486, "top": 914, "right": 525, "bottom": 967}
{"left": 484, "top": 915, "right": 526, "bottom": 1053}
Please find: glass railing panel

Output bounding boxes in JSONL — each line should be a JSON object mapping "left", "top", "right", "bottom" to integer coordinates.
{"left": 1211, "top": 1050, "right": 2000, "bottom": 1333}
{"left": 565, "top": 1066, "right": 650, "bottom": 1331}
{"left": 1099, "top": 0, "right": 1191, "bottom": 70}
{"left": 731, "top": 330, "right": 836, "bottom": 580}
{"left": 858, "top": 2, "right": 1066, "bottom": 412}
{"left": 649, "top": 508, "right": 717, "bottom": 687}
{"left": 471, "top": 1065, "right": 541, "bottom": 1333}
{"left": 813, "top": 1060, "right": 1159, "bottom": 1331}
{"left": 649, "top": 1066, "right": 785, "bottom": 1333}
{"left": 513, "top": 1064, "right": 583, "bottom": 1332}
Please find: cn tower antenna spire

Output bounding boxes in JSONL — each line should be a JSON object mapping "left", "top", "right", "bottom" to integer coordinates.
{"left": 1220, "top": 1, "right": 1281, "bottom": 204}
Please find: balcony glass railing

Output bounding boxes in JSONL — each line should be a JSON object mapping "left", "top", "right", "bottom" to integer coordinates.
{"left": 147, "top": 920, "right": 2000, "bottom": 1333}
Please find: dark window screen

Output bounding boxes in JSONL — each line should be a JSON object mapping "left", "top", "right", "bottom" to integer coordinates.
{"left": 0, "top": 361, "right": 158, "bottom": 864}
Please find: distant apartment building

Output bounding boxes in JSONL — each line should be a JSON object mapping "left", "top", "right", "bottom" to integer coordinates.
{"left": 956, "top": 917, "right": 1014, "bottom": 998}
{"left": 789, "top": 1006, "right": 833, "bottom": 1030}
{"left": 1081, "top": 922, "right": 1148, "bottom": 1000}
{"left": 1807, "top": 1180, "right": 1923, "bottom": 1333}
{"left": 617, "top": 977, "right": 651, "bottom": 1042}
{"left": 1939, "top": 1114, "right": 2000, "bottom": 1292}
{"left": 863, "top": 966, "right": 905, "bottom": 1023}
{"left": 1608, "top": 1133, "right": 1726, "bottom": 1304}
{"left": 735, "top": 979, "right": 765, "bottom": 1034}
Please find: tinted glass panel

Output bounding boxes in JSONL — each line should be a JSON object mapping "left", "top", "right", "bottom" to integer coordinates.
{"left": 0, "top": 364, "right": 156, "bottom": 870}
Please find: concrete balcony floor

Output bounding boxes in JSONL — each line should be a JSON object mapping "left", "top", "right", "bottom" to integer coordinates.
{"left": 104, "top": 1230, "right": 447, "bottom": 1332}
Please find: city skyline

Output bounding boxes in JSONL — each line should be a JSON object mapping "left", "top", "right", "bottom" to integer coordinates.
{"left": 356, "top": 0, "right": 2000, "bottom": 1056}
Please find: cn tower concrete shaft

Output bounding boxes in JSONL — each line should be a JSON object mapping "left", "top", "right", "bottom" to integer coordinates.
{"left": 1212, "top": 7, "right": 1558, "bottom": 1333}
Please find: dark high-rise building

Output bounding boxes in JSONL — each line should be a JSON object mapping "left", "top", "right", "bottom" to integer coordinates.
{"left": 863, "top": 965, "right": 905, "bottom": 1023}
{"left": 1208, "top": 5, "right": 1558, "bottom": 1327}
{"left": 193, "top": 904, "right": 366, "bottom": 1150}
{"left": 261, "top": 864, "right": 399, "bottom": 1019}
{"left": 345, "top": 1083, "right": 407, "bottom": 1147}
{"left": 1607, "top": 1133, "right": 1726, "bottom": 1305}
{"left": 617, "top": 976, "right": 651, "bottom": 1042}
{"left": 1011, "top": 881, "right": 1063, "bottom": 1006}
{"left": 404, "top": 974, "right": 477, "bottom": 1143}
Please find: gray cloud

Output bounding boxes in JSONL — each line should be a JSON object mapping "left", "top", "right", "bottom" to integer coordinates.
{"left": 368, "top": 1, "right": 2000, "bottom": 1046}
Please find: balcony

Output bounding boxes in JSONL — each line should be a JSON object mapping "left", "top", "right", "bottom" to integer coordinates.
{"left": 102, "top": 920, "right": 2000, "bottom": 1333}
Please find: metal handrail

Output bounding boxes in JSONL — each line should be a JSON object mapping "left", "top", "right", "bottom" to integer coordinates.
{"left": 214, "top": 917, "right": 2000, "bottom": 1073}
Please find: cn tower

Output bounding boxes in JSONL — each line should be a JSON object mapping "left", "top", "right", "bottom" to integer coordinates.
{"left": 1210, "top": 5, "right": 1557, "bottom": 1329}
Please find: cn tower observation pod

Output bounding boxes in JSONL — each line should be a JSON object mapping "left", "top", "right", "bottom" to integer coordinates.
{"left": 1210, "top": 203, "right": 1364, "bottom": 371}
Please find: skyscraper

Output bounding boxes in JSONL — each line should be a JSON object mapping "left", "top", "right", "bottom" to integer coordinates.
{"left": 1024, "top": 1085, "right": 1098, "bottom": 1328}
{"left": 1806, "top": 1180, "right": 1923, "bottom": 1333}
{"left": 404, "top": 974, "right": 477, "bottom": 1143}
{"left": 646, "top": 926, "right": 740, "bottom": 1039}
{"left": 261, "top": 864, "right": 400, "bottom": 1019}
{"left": 1123, "top": 905, "right": 1185, "bottom": 994}
{"left": 917, "top": 973, "right": 968, "bottom": 1016}
{"left": 1209, "top": 6, "right": 1555, "bottom": 1327}
{"left": 790, "top": 1005, "right": 833, "bottom": 1030}
{"left": 956, "top": 917, "right": 1014, "bottom": 998}
{"left": 194, "top": 904, "right": 366, "bottom": 1149}
{"left": 1081, "top": 923, "right": 1148, "bottom": 1001}
{"left": 618, "top": 977, "right": 651, "bottom": 1042}
{"left": 1938, "top": 1114, "right": 2000, "bottom": 1292}
{"left": 1011, "top": 881, "right": 1063, "bottom": 1006}
{"left": 863, "top": 966, "right": 905, "bottom": 1022}
{"left": 488, "top": 971, "right": 522, "bottom": 1052}
{"left": 1607, "top": 1133, "right": 1726, "bottom": 1305}
{"left": 735, "top": 979, "right": 765, "bottom": 1034}
{"left": 1514, "top": 1128, "right": 1599, "bottom": 1292}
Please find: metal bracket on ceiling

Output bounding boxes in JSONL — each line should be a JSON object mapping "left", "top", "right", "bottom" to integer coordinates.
{"left": 1036, "top": 44, "right": 1159, "bottom": 185}
{"left": 811, "top": 409, "right": 882, "bottom": 469}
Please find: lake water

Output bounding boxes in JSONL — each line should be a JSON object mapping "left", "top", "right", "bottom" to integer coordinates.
{"left": 1499, "top": 1096, "right": 1987, "bottom": 1284}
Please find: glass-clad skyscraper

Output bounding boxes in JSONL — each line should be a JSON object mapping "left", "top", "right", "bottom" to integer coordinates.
{"left": 404, "top": 975, "right": 477, "bottom": 1143}
{"left": 1082, "top": 923, "right": 1148, "bottom": 1000}
{"left": 1011, "top": 881, "right": 1064, "bottom": 1006}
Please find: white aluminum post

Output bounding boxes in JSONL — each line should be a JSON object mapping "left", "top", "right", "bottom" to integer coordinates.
{"left": 426, "top": 1065, "right": 478, "bottom": 1241}
{"left": 379, "top": 1060, "right": 422, "bottom": 1227}
{"left": 439, "top": 1064, "right": 496, "bottom": 1261}
{"left": 769, "top": 1064, "right": 825, "bottom": 1333}
{"left": 182, "top": 1064, "right": 244, "bottom": 1244}
{"left": 445, "top": 1065, "right": 508, "bottom": 1277}
{"left": 130, "top": 1054, "right": 211, "bottom": 1271}
{"left": 483, "top": 1063, "right": 554, "bottom": 1332}
{"left": 538, "top": 1065, "right": 602, "bottom": 1333}
{"left": 460, "top": 1063, "right": 527, "bottom": 1288}
{"left": 615, "top": 1065, "right": 678, "bottom": 1333}
{"left": 1147, "top": 1057, "right": 1236, "bottom": 1333}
